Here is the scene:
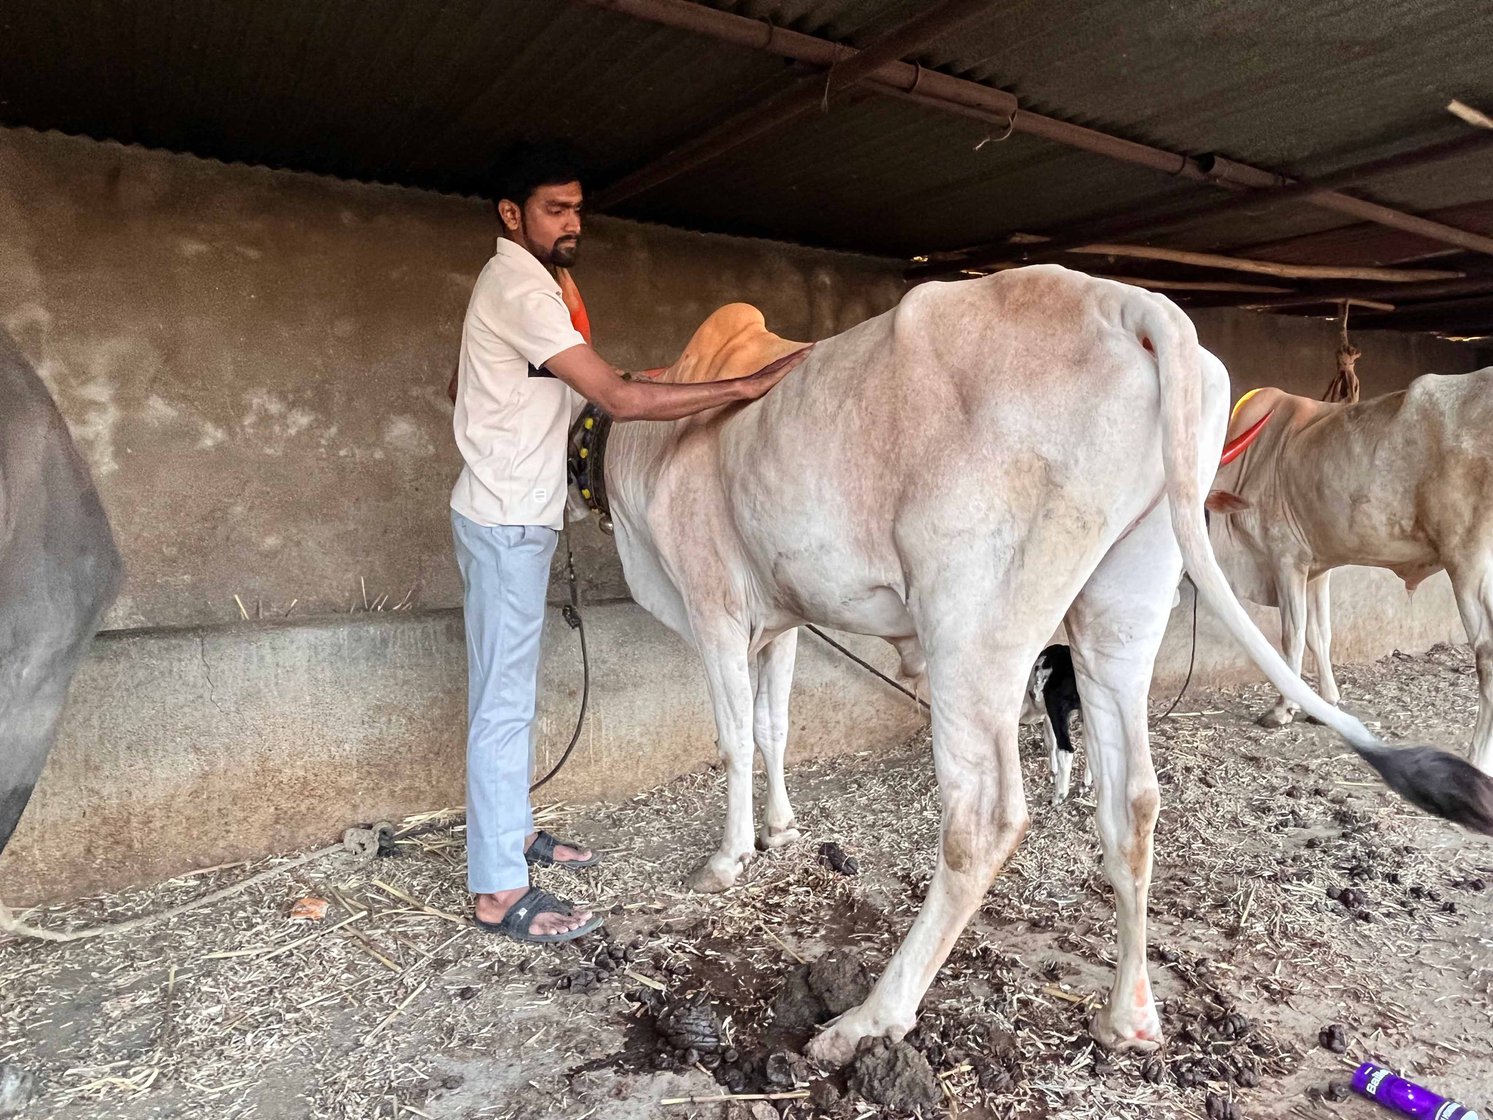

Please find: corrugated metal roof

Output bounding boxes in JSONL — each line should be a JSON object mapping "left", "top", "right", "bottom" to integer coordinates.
{"left": 2, "top": 0, "right": 1492, "bottom": 329}
{"left": 620, "top": 98, "right": 1206, "bottom": 255}
{"left": 0, "top": 2, "right": 800, "bottom": 192}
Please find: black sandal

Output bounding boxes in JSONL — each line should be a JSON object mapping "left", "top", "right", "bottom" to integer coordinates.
{"left": 525, "top": 830, "right": 602, "bottom": 870}
{"left": 474, "top": 886, "right": 603, "bottom": 943}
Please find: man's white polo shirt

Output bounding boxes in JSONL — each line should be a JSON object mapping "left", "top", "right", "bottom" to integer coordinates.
{"left": 450, "top": 239, "right": 586, "bottom": 531}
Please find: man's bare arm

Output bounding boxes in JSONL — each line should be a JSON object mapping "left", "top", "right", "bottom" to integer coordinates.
{"left": 543, "top": 344, "right": 810, "bottom": 422}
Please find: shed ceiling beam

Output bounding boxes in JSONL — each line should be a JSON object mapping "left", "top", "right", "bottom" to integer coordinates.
{"left": 582, "top": 0, "right": 1493, "bottom": 263}
{"left": 1094, "top": 277, "right": 1293, "bottom": 294}
{"left": 1351, "top": 293, "right": 1493, "bottom": 331}
{"left": 1021, "top": 243, "right": 1462, "bottom": 283}
{"left": 589, "top": 0, "right": 995, "bottom": 209}
{"left": 1233, "top": 200, "right": 1493, "bottom": 267}
{"left": 917, "top": 131, "right": 1493, "bottom": 277}
{"left": 1358, "top": 318, "right": 1493, "bottom": 335}
{"left": 1191, "top": 272, "right": 1493, "bottom": 312}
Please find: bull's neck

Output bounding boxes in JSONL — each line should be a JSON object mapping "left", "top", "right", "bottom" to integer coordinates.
{"left": 603, "top": 414, "right": 687, "bottom": 521}
{"left": 1255, "top": 427, "right": 1320, "bottom": 552}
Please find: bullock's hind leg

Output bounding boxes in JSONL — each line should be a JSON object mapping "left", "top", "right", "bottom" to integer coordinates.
{"left": 807, "top": 639, "right": 1032, "bottom": 1065}
{"left": 753, "top": 630, "right": 801, "bottom": 850}
{"left": 685, "top": 634, "right": 762, "bottom": 893}
{"left": 1065, "top": 509, "right": 1178, "bottom": 1052}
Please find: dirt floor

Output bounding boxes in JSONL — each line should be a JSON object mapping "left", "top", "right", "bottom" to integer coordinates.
{"left": 2, "top": 642, "right": 1491, "bottom": 1120}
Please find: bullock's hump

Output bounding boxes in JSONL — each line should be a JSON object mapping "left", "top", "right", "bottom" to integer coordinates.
{"left": 1226, "top": 386, "right": 1307, "bottom": 440}
{"left": 658, "top": 303, "right": 807, "bottom": 385}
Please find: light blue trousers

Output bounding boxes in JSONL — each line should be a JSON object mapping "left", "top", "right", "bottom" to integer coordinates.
{"left": 450, "top": 511, "right": 557, "bottom": 894}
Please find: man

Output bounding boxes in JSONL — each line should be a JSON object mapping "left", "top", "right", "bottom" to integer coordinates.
{"left": 450, "top": 144, "right": 804, "bottom": 943}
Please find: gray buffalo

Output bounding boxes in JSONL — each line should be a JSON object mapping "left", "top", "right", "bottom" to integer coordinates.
{"left": 0, "top": 331, "right": 121, "bottom": 869}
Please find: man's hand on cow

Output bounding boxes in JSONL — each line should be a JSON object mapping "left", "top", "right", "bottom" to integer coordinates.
{"left": 546, "top": 342, "right": 812, "bottom": 423}
{"left": 736, "top": 345, "right": 813, "bottom": 402}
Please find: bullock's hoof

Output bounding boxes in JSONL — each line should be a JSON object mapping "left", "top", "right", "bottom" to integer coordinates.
{"left": 1050, "top": 788, "right": 1070, "bottom": 807}
{"left": 1256, "top": 708, "right": 1295, "bottom": 728}
{"left": 1088, "top": 1006, "right": 1164, "bottom": 1052}
{"left": 684, "top": 853, "right": 745, "bottom": 893}
{"left": 756, "top": 824, "right": 801, "bottom": 851}
{"left": 805, "top": 1024, "right": 861, "bottom": 1067}
{"left": 806, "top": 1006, "right": 900, "bottom": 1067}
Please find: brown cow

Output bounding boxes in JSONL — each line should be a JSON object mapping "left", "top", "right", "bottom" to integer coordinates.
{"left": 1208, "top": 369, "right": 1493, "bottom": 773}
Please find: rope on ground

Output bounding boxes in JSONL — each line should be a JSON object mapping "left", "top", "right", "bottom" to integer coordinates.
{"left": 0, "top": 841, "right": 343, "bottom": 945}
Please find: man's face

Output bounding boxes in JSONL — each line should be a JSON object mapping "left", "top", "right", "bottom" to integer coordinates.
{"left": 501, "top": 181, "right": 583, "bottom": 267}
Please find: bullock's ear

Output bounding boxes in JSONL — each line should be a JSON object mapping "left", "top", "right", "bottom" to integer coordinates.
{"left": 1205, "top": 490, "right": 1250, "bottom": 514}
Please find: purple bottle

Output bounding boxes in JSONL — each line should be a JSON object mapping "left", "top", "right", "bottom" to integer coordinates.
{"left": 1353, "top": 1062, "right": 1480, "bottom": 1120}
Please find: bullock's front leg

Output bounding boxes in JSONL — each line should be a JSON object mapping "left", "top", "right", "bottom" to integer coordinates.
{"left": 754, "top": 631, "right": 801, "bottom": 850}
{"left": 1469, "top": 636, "right": 1493, "bottom": 777}
{"left": 1305, "top": 574, "right": 1341, "bottom": 710}
{"left": 1042, "top": 715, "right": 1073, "bottom": 805}
{"left": 807, "top": 659, "right": 1030, "bottom": 1066}
{"left": 1259, "top": 565, "right": 1309, "bottom": 727}
{"left": 686, "top": 639, "right": 761, "bottom": 893}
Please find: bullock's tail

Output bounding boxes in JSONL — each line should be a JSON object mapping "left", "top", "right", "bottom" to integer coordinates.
{"left": 1133, "top": 294, "right": 1493, "bottom": 836}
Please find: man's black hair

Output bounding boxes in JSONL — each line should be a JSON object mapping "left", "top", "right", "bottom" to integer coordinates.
{"left": 492, "top": 141, "right": 587, "bottom": 209}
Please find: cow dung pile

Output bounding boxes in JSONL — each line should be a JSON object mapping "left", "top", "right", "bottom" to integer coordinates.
{"left": 770, "top": 949, "right": 873, "bottom": 1031}
{"left": 845, "top": 1039, "right": 940, "bottom": 1113}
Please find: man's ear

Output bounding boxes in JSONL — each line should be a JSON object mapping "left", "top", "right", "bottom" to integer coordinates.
{"left": 497, "top": 198, "right": 522, "bottom": 233}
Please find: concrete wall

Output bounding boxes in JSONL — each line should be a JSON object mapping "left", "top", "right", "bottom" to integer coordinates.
{"left": 0, "top": 610, "right": 923, "bottom": 907}
{"left": 0, "top": 126, "right": 904, "bottom": 628}
{"left": 1, "top": 126, "right": 1485, "bottom": 903}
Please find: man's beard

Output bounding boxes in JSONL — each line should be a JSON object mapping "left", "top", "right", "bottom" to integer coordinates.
{"left": 549, "top": 237, "right": 580, "bottom": 268}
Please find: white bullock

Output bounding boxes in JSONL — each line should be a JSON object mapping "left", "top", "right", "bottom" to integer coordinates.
{"left": 571, "top": 266, "right": 1493, "bottom": 1064}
